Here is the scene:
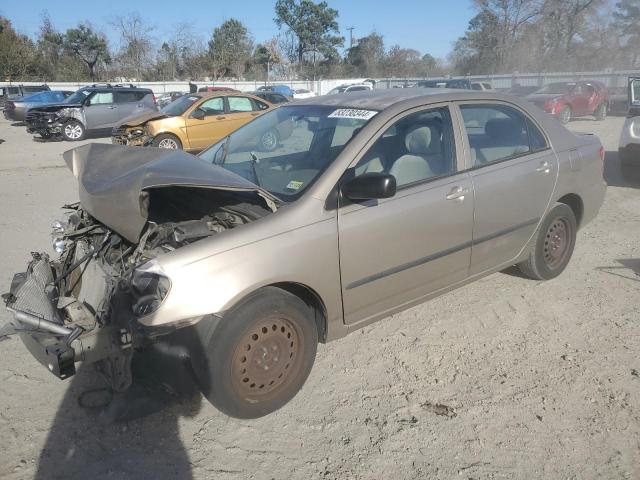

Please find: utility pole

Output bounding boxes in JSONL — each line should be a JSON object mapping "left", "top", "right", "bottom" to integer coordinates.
{"left": 347, "top": 26, "right": 355, "bottom": 48}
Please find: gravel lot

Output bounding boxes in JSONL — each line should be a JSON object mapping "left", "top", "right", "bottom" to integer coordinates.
{"left": 0, "top": 114, "right": 638, "bottom": 480}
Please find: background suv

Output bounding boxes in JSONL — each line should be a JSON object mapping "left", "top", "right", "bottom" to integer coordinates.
{"left": 26, "top": 84, "right": 157, "bottom": 141}
{"left": 527, "top": 81, "right": 609, "bottom": 123}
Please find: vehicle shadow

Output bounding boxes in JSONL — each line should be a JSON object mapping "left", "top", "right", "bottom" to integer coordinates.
{"left": 34, "top": 327, "right": 209, "bottom": 480}
{"left": 596, "top": 258, "right": 640, "bottom": 283}
{"left": 604, "top": 150, "right": 640, "bottom": 189}
{"left": 10, "top": 122, "right": 25, "bottom": 127}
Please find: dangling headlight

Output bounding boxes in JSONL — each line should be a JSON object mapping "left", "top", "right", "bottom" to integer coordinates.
{"left": 130, "top": 269, "right": 171, "bottom": 317}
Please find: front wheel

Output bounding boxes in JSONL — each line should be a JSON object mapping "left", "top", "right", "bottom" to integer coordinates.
{"left": 195, "top": 287, "right": 318, "bottom": 418}
{"left": 594, "top": 103, "right": 607, "bottom": 121}
{"left": 62, "top": 120, "right": 85, "bottom": 141}
{"left": 517, "top": 203, "right": 577, "bottom": 280}
{"left": 152, "top": 133, "right": 182, "bottom": 150}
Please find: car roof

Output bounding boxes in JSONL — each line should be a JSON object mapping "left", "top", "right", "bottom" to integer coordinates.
{"left": 293, "top": 88, "right": 526, "bottom": 111}
{"left": 195, "top": 91, "right": 275, "bottom": 104}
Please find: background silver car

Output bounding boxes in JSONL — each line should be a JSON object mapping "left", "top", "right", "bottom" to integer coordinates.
{"left": 3, "top": 90, "right": 73, "bottom": 122}
{"left": 4, "top": 89, "right": 606, "bottom": 418}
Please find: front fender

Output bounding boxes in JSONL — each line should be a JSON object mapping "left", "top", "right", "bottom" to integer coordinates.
{"left": 137, "top": 213, "right": 346, "bottom": 340}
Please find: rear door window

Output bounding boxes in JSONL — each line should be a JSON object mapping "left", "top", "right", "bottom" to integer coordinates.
{"left": 114, "top": 91, "right": 145, "bottom": 103}
{"left": 460, "top": 104, "right": 531, "bottom": 166}
{"left": 227, "top": 96, "right": 254, "bottom": 113}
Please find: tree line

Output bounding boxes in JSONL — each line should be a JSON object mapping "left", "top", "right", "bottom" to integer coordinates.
{"left": 451, "top": 0, "right": 640, "bottom": 74}
{"left": 1, "top": 0, "right": 639, "bottom": 83}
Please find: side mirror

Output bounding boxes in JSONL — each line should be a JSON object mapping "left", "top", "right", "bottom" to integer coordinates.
{"left": 342, "top": 173, "right": 396, "bottom": 201}
{"left": 192, "top": 108, "right": 205, "bottom": 120}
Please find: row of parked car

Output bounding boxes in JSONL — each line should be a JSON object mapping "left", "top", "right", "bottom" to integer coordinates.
{"left": 2, "top": 79, "right": 639, "bottom": 171}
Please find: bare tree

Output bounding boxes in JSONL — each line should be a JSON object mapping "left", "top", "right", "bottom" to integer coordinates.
{"left": 111, "top": 13, "right": 154, "bottom": 81}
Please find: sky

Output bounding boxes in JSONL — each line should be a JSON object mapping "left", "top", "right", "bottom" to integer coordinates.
{"left": 0, "top": 0, "right": 474, "bottom": 59}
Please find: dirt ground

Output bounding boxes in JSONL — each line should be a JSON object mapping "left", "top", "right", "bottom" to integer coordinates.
{"left": 0, "top": 113, "right": 638, "bottom": 480}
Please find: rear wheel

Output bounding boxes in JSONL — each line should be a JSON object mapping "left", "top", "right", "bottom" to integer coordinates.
{"left": 152, "top": 133, "right": 182, "bottom": 150}
{"left": 594, "top": 103, "right": 607, "bottom": 121}
{"left": 62, "top": 120, "right": 85, "bottom": 141}
{"left": 558, "top": 106, "right": 572, "bottom": 124}
{"left": 518, "top": 203, "right": 577, "bottom": 280}
{"left": 195, "top": 287, "right": 318, "bottom": 418}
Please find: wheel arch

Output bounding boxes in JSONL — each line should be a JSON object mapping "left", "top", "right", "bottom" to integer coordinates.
{"left": 557, "top": 193, "right": 584, "bottom": 227}
{"left": 269, "top": 282, "right": 328, "bottom": 343}
{"left": 236, "top": 282, "right": 328, "bottom": 343}
{"left": 152, "top": 131, "right": 184, "bottom": 148}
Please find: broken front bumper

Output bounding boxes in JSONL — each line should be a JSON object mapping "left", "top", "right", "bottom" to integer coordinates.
{"left": 111, "top": 126, "right": 151, "bottom": 147}
{"left": 2, "top": 253, "right": 132, "bottom": 387}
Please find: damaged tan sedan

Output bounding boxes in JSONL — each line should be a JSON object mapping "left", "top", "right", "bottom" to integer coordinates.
{"left": 2, "top": 89, "right": 606, "bottom": 418}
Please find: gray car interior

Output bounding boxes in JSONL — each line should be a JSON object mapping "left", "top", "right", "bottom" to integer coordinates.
{"left": 355, "top": 108, "right": 455, "bottom": 186}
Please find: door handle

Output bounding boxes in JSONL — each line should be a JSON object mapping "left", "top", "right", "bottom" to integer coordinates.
{"left": 107, "top": 105, "right": 116, "bottom": 109}
{"left": 445, "top": 186, "right": 468, "bottom": 201}
{"left": 536, "top": 161, "right": 551, "bottom": 173}
{"left": 216, "top": 116, "right": 226, "bottom": 120}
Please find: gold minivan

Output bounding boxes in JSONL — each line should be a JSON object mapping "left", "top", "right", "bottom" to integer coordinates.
{"left": 112, "top": 91, "right": 275, "bottom": 152}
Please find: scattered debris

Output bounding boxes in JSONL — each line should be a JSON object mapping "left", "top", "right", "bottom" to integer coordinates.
{"left": 632, "top": 369, "right": 639, "bottom": 378}
{"left": 421, "top": 402, "right": 457, "bottom": 418}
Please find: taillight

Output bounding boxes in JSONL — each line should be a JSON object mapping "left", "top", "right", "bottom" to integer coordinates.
{"left": 152, "top": 94, "right": 156, "bottom": 104}
{"left": 599, "top": 145, "right": 605, "bottom": 162}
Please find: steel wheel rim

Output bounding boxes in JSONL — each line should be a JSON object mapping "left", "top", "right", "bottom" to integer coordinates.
{"left": 230, "top": 316, "right": 303, "bottom": 400}
{"left": 65, "top": 124, "right": 82, "bottom": 139}
{"left": 261, "top": 131, "right": 277, "bottom": 151}
{"left": 158, "top": 138, "right": 178, "bottom": 149}
{"left": 543, "top": 217, "right": 570, "bottom": 269}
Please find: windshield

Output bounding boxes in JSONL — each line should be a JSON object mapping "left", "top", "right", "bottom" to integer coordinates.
{"left": 160, "top": 94, "right": 200, "bottom": 116}
{"left": 65, "top": 89, "right": 92, "bottom": 104}
{"left": 537, "top": 83, "right": 575, "bottom": 94}
{"left": 198, "top": 105, "right": 377, "bottom": 201}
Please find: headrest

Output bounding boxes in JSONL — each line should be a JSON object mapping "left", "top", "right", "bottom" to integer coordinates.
{"left": 485, "top": 117, "right": 524, "bottom": 142}
{"left": 404, "top": 125, "right": 441, "bottom": 155}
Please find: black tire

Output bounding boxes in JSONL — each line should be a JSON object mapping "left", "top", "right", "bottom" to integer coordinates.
{"left": 518, "top": 203, "right": 577, "bottom": 280}
{"left": 195, "top": 287, "right": 318, "bottom": 418}
{"left": 260, "top": 128, "right": 279, "bottom": 152}
{"left": 558, "top": 106, "right": 571, "bottom": 124}
{"left": 62, "top": 120, "right": 85, "bottom": 141}
{"left": 152, "top": 133, "right": 182, "bottom": 150}
{"left": 594, "top": 103, "right": 607, "bottom": 121}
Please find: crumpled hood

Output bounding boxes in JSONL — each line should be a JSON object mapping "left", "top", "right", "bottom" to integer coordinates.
{"left": 118, "top": 111, "right": 169, "bottom": 127}
{"left": 63, "top": 143, "right": 273, "bottom": 243}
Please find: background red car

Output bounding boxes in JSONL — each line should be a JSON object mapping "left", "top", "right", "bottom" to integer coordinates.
{"left": 527, "top": 80, "right": 609, "bottom": 123}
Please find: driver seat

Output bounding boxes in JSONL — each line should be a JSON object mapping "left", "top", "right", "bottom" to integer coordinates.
{"left": 390, "top": 125, "right": 440, "bottom": 185}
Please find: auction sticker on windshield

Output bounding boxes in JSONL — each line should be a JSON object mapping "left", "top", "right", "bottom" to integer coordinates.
{"left": 328, "top": 109, "right": 378, "bottom": 120}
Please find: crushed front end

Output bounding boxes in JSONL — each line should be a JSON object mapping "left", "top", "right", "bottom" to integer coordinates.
{"left": 26, "top": 106, "right": 83, "bottom": 139}
{"left": 2, "top": 205, "right": 155, "bottom": 390}
{"left": 111, "top": 125, "right": 152, "bottom": 147}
